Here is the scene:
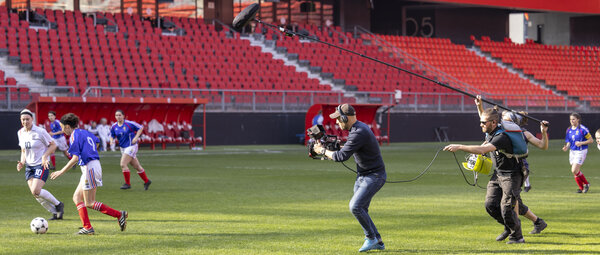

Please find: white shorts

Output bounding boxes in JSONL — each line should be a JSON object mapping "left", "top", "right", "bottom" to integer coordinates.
{"left": 120, "top": 144, "right": 139, "bottom": 159}
{"left": 569, "top": 149, "right": 587, "bottom": 165}
{"left": 79, "top": 160, "right": 103, "bottom": 190}
{"left": 53, "top": 136, "right": 69, "bottom": 151}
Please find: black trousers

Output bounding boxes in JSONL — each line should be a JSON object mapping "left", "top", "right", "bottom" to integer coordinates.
{"left": 485, "top": 172, "right": 523, "bottom": 240}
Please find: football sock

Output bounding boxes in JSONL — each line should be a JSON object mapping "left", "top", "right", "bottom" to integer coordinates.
{"left": 50, "top": 155, "right": 56, "bottom": 167}
{"left": 77, "top": 202, "right": 92, "bottom": 229}
{"left": 123, "top": 170, "right": 131, "bottom": 185}
{"left": 39, "top": 189, "right": 60, "bottom": 206}
{"left": 137, "top": 169, "right": 149, "bottom": 183}
{"left": 574, "top": 173, "right": 584, "bottom": 190}
{"left": 578, "top": 172, "right": 589, "bottom": 185}
{"left": 36, "top": 197, "right": 56, "bottom": 213}
{"left": 92, "top": 202, "right": 121, "bottom": 218}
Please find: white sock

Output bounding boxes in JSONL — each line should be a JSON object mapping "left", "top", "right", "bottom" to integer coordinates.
{"left": 525, "top": 176, "right": 530, "bottom": 187}
{"left": 39, "top": 189, "right": 60, "bottom": 206}
{"left": 36, "top": 197, "right": 57, "bottom": 213}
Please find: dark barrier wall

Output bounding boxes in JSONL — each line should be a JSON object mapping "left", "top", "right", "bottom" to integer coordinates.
{"left": 434, "top": 8, "right": 509, "bottom": 45}
{"left": 192, "top": 112, "right": 307, "bottom": 145}
{"left": 388, "top": 113, "right": 600, "bottom": 143}
{"left": 1, "top": 111, "right": 599, "bottom": 149}
{"left": 570, "top": 15, "right": 600, "bottom": 46}
{"left": 370, "top": 1, "right": 509, "bottom": 45}
{"left": 1, "top": 112, "right": 22, "bottom": 150}
{"left": 192, "top": 112, "right": 600, "bottom": 146}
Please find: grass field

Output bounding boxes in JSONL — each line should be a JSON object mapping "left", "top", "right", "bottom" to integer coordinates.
{"left": 1, "top": 140, "right": 599, "bottom": 254}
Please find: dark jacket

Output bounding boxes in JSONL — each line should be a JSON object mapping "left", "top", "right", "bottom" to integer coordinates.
{"left": 332, "top": 121, "right": 385, "bottom": 175}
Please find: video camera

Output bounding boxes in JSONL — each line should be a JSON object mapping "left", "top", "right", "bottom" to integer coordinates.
{"left": 307, "top": 124, "right": 341, "bottom": 159}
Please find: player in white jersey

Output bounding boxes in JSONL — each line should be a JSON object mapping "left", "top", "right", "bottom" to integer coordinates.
{"left": 17, "top": 109, "right": 65, "bottom": 220}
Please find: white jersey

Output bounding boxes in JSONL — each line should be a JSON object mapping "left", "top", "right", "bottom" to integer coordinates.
{"left": 18, "top": 126, "right": 54, "bottom": 166}
{"left": 97, "top": 124, "right": 111, "bottom": 138}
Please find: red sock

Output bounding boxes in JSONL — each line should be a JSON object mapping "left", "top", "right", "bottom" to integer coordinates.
{"left": 578, "top": 172, "right": 590, "bottom": 185}
{"left": 138, "top": 169, "right": 149, "bottom": 183}
{"left": 92, "top": 201, "right": 121, "bottom": 218}
{"left": 77, "top": 202, "right": 92, "bottom": 229}
{"left": 574, "top": 174, "right": 584, "bottom": 190}
{"left": 50, "top": 155, "right": 56, "bottom": 167}
{"left": 123, "top": 171, "right": 131, "bottom": 185}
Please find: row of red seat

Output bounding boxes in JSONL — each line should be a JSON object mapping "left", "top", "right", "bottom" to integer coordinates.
{"left": 474, "top": 37, "right": 600, "bottom": 98}
{"left": 378, "top": 34, "right": 568, "bottom": 104}
{"left": 0, "top": 8, "right": 331, "bottom": 96}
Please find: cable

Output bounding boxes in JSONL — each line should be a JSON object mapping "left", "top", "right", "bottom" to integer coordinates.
{"left": 383, "top": 147, "right": 444, "bottom": 183}
{"left": 451, "top": 152, "right": 487, "bottom": 189}
{"left": 338, "top": 147, "right": 487, "bottom": 188}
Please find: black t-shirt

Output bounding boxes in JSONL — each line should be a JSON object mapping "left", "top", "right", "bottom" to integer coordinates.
{"left": 332, "top": 121, "right": 385, "bottom": 175}
{"left": 486, "top": 127, "right": 521, "bottom": 175}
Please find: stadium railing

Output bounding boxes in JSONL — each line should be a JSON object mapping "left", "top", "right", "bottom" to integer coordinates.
{"left": 79, "top": 86, "right": 588, "bottom": 113}
{"left": 0, "top": 85, "right": 75, "bottom": 111}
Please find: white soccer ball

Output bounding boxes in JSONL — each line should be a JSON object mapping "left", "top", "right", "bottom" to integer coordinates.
{"left": 30, "top": 217, "right": 48, "bottom": 234}
{"left": 597, "top": 143, "right": 600, "bottom": 151}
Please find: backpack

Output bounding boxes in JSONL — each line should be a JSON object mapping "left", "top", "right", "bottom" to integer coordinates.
{"left": 491, "top": 121, "right": 528, "bottom": 160}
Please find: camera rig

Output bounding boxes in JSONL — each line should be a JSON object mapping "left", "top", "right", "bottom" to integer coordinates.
{"left": 306, "top": 124, "right": 341, "bottom": 159}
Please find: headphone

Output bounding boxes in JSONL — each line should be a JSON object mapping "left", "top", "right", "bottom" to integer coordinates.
{"left": 337, "top": 104, "right": 348, "bottom": 123}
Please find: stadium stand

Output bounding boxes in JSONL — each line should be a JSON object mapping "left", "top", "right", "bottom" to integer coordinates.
{"left": 373, "top": 34, "right": 573, "bottom": 107}
{"left": 0, "top": 5, "right": 593, "bottom": 113}
{"left": 0, "top": 69, "right": 34, "bottom": 108}
{"left": 474, "top": 37, "right": 600, "bottom": 106}
{"left": 272, "top": 23, "right": 447, "bottom": 104}
{"left": 0, "top": 8, "right": 336, "bottom": 103}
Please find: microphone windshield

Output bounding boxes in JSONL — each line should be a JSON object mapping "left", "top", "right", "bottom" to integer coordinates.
{"left": 232, "top": 3, "right": 260, "bottom": 32}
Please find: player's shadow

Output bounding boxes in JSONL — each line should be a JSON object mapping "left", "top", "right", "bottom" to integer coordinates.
{"left": 541, "top": 231, "right": 597, "bottom": 239}
{"left": 90, "top": 219, "right": 245, "bottom": 223}
{"left": 378, "top": 248, "right": 600, "bottom": 254}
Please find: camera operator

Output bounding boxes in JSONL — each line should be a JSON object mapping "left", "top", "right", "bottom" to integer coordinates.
{"left": 313, "top": 104, "right": 386, "bottom": 252}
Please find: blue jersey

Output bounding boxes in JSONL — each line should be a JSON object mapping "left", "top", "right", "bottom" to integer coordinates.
{"left": 565, "top": 124, "right": 592, "bottom": 151}
{"left": 110, "top": 120, "right": 142, "bottom": 148}
{"left": 68, "top": 129, "right": 100, "bottom": 166}
{"left": 50, "top": 120, "right": 63, "bottom": 139}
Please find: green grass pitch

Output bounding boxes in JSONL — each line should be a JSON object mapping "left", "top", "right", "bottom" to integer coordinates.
{"left": 1, "top": 140, "right": 599, "bottom": 254}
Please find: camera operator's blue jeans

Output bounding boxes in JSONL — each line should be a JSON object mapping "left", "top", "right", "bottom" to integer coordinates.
{"left": 349, "top": 171, "right": 386, "bottom": 239}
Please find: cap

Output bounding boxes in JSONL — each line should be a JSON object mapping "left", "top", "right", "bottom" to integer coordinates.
{"left": 20, "top": 109, "right": 34, "bottom": 117}
{"left": 329, "top": 104, "right": 356, "bottom": 119}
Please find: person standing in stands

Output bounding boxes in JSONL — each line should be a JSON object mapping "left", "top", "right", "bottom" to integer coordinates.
{"left": 563, "top": 112, "right": 593, "bottom": 193}
{"left": 110, "top": 110, "right": 151, "bottom": 190}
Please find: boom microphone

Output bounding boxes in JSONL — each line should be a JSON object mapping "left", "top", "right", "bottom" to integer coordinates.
{"left": 232, "top": 3, "right": 260, "bottom": 32}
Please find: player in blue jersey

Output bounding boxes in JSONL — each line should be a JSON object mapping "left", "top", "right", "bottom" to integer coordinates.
{"left": 562, "top": 113, "right": 593, "bottom": 193}
{"left": 47, "top": 111, "right": 71, "bottom": 170}
{"left": 50, "top": 113, "right": 127, "bottom": 235}
{"left": 110, "top": 110, "right": 151, "bottom": 190}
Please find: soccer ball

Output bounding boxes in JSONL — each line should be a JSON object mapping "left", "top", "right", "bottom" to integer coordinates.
{"left": 30, "top": 217, "right": 48, "bottom": 234}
